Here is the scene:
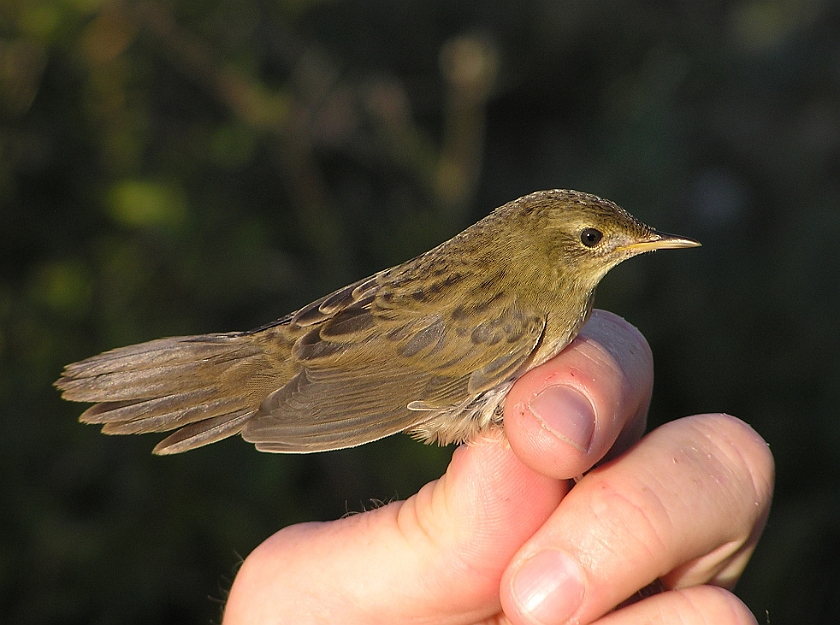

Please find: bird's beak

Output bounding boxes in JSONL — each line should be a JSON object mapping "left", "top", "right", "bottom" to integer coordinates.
{"left": 618, "top": 231, "right": 701, "bottom": 253}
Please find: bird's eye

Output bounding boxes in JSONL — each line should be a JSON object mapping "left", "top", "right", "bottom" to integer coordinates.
{"left": 580, "top": 228, "right": 603, "bottom": 247}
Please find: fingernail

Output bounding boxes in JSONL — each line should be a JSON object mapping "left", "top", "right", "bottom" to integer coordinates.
{"left": 511, "top": 550, "right": 585, "bottom": 625}
{"left": 528, "top": 386, "right": 596, "bottom": 452}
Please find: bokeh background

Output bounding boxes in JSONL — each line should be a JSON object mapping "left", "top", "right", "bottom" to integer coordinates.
{"left": 3, "top": 0, "right": 839, "bottom": 623}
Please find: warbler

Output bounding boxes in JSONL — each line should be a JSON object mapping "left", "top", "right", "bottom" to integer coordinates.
{"left": 56, "top": 189, "right": 699, "bottom": 455}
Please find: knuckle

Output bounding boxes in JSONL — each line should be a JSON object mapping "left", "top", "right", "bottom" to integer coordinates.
{"left": 580, "top": 475, "right": 671, "bottom": 568}
{"left": 690, "top": 414, "right": 775, "bottom": 524}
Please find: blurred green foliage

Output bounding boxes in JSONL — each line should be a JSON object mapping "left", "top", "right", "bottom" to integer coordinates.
{"left": 2, "top": 0, "right": 840, "bottom": 623}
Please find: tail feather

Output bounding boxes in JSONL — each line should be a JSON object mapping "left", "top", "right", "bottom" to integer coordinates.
{"left": 61, "top": 336, "right": 239, "bottom": 376}
{"left": 78, "top": 390, "right": 219, "bottom": 424}
{"left": 58, "top": 365, "right": 208, "bottom": 402}
{"left": 152, "top": 410, "right": 255, "bottom": 455}
{"left": 56, "top": 332, "right": 292, "bottom": 454}
{"left": 94, "top": 395, "right": 244, "bottom": 434}
{"left": 58, "top": 336, "right": 267, "bottom": 401}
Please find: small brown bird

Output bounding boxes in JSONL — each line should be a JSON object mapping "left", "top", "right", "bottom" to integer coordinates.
{"left": 56, "top": 190, "right": 699, "bottom": 455}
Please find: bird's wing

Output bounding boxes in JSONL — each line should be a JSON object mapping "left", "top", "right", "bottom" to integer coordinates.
{"left": 243, "top": 269, "right": 546, "bottom": 452}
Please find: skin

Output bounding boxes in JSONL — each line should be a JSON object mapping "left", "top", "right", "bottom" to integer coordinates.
{"left": 222, "top": 310, "right": 774, "bottom": 625}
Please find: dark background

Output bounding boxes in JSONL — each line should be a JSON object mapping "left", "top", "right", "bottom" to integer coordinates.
{"left": 3, "top": 1, "right": 839, "bottom": 623}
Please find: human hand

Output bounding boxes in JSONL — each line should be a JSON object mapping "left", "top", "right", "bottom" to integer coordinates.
{"left": 222, "top": 310, "right": 774, "bottom": 625}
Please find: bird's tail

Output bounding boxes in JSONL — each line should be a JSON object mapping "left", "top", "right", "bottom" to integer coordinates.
{"left": 55, "top": 331, "right": 291, "bottom": 454}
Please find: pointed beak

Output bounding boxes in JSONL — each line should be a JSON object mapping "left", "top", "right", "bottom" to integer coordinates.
{"left": 617, "top": 231, "right": 701, "bottom": 253}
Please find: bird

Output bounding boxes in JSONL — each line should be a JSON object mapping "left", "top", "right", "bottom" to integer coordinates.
{"left": 55, "top": 189, "right": 699, "bottom": 455}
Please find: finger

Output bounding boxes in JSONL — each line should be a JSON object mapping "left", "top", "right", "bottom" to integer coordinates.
{"left": 223, "top": 430, "right": 567, "bottom": 624}
{"left": 500, "top": 414, "right": 774, "bottom": 625}
{"left": 594, "top": 586, "right": 758, "bottom": 625}
{"left": 504, "top": 309, "right": 653, "bottom": 480}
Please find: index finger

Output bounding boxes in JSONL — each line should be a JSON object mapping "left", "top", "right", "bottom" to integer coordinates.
{"left": 504, "top": 309, "right": 654, "bottom": 479}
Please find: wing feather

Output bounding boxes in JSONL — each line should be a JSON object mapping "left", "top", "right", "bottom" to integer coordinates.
{"left": 243, "top": 271, "right": 546, "bottom": 450}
